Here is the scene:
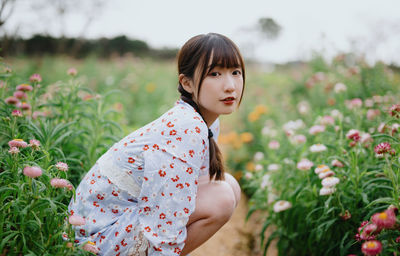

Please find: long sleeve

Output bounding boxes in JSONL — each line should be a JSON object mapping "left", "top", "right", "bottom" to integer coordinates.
{"left": 137, "top": 119, "right": 208, "bottom": 255}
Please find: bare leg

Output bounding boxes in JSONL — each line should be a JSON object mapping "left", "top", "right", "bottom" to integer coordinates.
{"left": 180, "top": 173, "right": 241, "bottom": 255}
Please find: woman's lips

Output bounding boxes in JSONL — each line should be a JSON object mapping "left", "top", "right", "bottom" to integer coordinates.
{"left": 221, "top": 97, "right": 236, "bottom": 105}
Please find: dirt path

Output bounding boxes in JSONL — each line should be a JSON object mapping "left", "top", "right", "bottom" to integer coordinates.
{"left": 191, "top": 192, "right": 277, "bottom": 256}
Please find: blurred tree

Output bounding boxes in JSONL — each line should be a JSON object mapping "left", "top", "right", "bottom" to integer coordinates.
{"left": 0, "top": 0, "right": 16, "bottom": 28}
{"left": 258, "top": 17, "right": 282, "bottom": 40}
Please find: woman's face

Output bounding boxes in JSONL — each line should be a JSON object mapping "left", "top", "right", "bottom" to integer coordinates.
{"left": 194, "top": 64, "right": 243, "bottom": 126}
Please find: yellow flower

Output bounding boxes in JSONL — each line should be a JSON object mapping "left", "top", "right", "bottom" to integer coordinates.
{"left": 240, "top": 132, "right": 254, "bottom": 143}
{"left": 255, "top": 104, "right": 268, "bottom": 115}
{"left": 246, "top": 162, "right": 255, "bottom": 172}
{"left": 248, "top": 111, "right": 260, "bottom": 122}
{"left": 145, "top": 82, "right": 156, "bottom": 93}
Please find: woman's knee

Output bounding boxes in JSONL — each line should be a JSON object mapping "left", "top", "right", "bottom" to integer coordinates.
{"left": 224, "top": 173, "right": 241, "bottom": 207}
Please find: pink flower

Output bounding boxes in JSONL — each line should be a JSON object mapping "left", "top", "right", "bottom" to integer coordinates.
{"left": 346, "top": 129, "right": 360, "bottom": 141}
{"left": 291, "top": 134, "right": 306, "bottom": 144}
{"left": 50, "top": 178, "right": 73, "bottom": 190}
{"left": 67, "top": 68, "right": 78, "bottom": 76}
{"left": 309, "top": 125, "right": 325, "bottom": 135}
{"left": 11, "top": 110, "right": 22, "bottom": 117}
{"left": 371, "top": 208, "right": 397, "bottom": 229}
{"left": 320, "top": 115, "right": 335, "bottom": 126}
{"left": 23, "top": 166, "right": 43, "bottom": 178}
{"left": 374, "top": 142, "right": 391, "bottom": 154}
{"left": 318, "top": 170, "right": 335, "bottom": 179}
{"left": 273, "top": 200, "right": 292, "bottom": 212}
{"left": 32, "top": 111, "right": 46, "bottom": 119}
{"left": 377, "top": 123, "right": 387, "bottom": 133}
{"left": 5, "top": 96, "right": 19, "bottom": 105}
{"left": 13, "top": 91, "right": 27, "bottom": 100}
{"left": 8, "top": 139, "right": 28, "bottom": 148}
{"left": 268, "top": 140, "right": 280, "bottom": 149}
{"left": 360, "top": 223, "right": 380, "bottom": 240}
{"left": 360, "top": 133, "right": 373, "bottom": 147}
{"left": 82, "top": 241, "right": 99, "bottom": 254}
{"left": 297, "top": 158, "right": 314, "bottom": 171}
{"left": 8, "top": 147, "right": 20, "bottom": 154}
{"left": 314, "top": 165, "right": 330, "bottom": 174}
{"left": 361, "top": 240, "right": 382, "bottom": 256}
{"left": 29, "top": 139, "right": 40, "bottom": 150}
{"left": 330, "top": 159, "right": 343, "bottom": 168}
{"left": 68, "top": 215, "right": 86, "bottom": 226}
{"left": 339, "top": 210, "right": 351, "bottom": 220}
{"left": 389, "top": 104, "right": 400, "bottom": 118}
{"left": 55, "top": 162, "right": 69, "bottom": 172}
{"left": 16, "top": 84, "right": 33, "bottom": 92}
{"left": 17, "top": 102, "right": 31, "bottom": 111}
{"left": 334, "top": 83, "right": 347, "bottom": 93}
{"left": 29, "top": 74, "right": 42, "bottom": 83}
{"left": 345, "top": 98, "right": 362, "bottom": 109}
{"left": 310, "top": 143, "right": 327, "bottom": 153}
{"left": 319, "top": 187, "right": 336, "bottom": 196}
{"left": 367, "top": 109, "right": 380, "bottom": 120}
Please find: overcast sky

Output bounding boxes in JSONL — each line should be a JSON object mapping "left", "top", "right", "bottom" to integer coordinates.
{"left": 3, "top": 0, "right": 400, "bottom": 64}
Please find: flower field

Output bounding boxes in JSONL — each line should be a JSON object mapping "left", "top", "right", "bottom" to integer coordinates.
{"left": 1, "top": 54, "right": 399, "bottom": 255}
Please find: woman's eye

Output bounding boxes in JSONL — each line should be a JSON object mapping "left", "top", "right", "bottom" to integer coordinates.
{"left": 233, "top": 70, "right": 242, "bottom": 75}
{"left": 209, "top": 72, "right": 220, "bottom": 77}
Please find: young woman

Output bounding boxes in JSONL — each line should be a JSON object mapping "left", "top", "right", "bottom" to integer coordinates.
{"left": 68, "top": 33, "right": 245, "bottom": 256}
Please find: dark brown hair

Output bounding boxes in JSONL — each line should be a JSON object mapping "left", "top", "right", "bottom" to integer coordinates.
{"left": 177, "top": 33, "right": 246, "bottom": 180}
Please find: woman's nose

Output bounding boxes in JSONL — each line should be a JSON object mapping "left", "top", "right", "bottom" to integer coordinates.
{"left": 224, "top": 75, "right": 236, "bottom": 92}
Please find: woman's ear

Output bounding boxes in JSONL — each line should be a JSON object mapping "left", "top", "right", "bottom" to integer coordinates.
{"left": 179, "top": 74, "right": 195, "bottom": 94}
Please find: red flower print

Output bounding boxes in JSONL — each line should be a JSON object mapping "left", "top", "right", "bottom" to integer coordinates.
{"left": 125, "top": 224, "right": 132, "bottom": 233}
{"left": 144, "top": 206, "right": 151, "bottom": 212}
{"left": 184, "top": 129, "right": 188, "bottom": 134}
{"left": 128, "top": 157, "right": 135, "bottom": 163}
{"left": 186, "top": 167, "right": 193, "bottom": 174}
{"left": 143, "top": 144, "right": 149, "bottom": 151}
{"left": 159, "top": 170, "right": 166, "bottom": 177}
{"left": 130, "top": 139, "right": 136, "bottom": 143}
{"left": 138, "top": 166, "right": 143, "bottom": 170}
{"left": 184, "top": 208, "right": 189, "bottom": 214}
{"left": 142, "top": 196, "right": 148, "bottom": 202}
{"left": 114, "top": 244, "right": 120, "bottom": 251}
{"left": 185, "top": 182, "right": 190, "bottom": 187}
{"left": 116, "top": 253, "right": 120, "bottom": 256}
{"left": 171, "top": 175, "right": 179, "bottom": 182}
{"left": 170, "top": 130, "right": 177, "bottom": 136}
{"left": 153, "top": 246, "right": 162, "bottom": 251}
{"left": 93, "top": 201, "right": 99, "bottom": 207}
{"left": 79, "top": 229, "right": 85, "bottom": 236}
{"left": 169, "top": 242, "right": 177, "bottom": 246}
{"left": 161, "top": 192, "right": 165, "bottom": 196}
{"left": 115, "top": 231, "right": 119, "bottom": 237}
{"left": 152, "top": 233, "right": 158, "bottom": 237}
{"left": 100, "top": 208, "right": 105, "bottom": 213}
{"left": 121, "top": 239, "right": 127, "bottom": 247}
{"left": 112, "top": 209, "right": 119, "bottom": 214}
{"left": 144, "top": 176, "right": 148, "bottom": 181}
{"left": 112, "top": 191, "right": 119, "bottom": 197}
{"left": 194, "top": 116, "right": 200, "bottom": 120}
{"left": 176, "top": 137, "right": 182, "bottom": 141}
{"left": 124, "top": 142, "right": 128, "bottom": 147}
{"left": 170, "top": 163, "right": 174, "bottom": 168}
{"left": 145, "top": 226, "right": 151, "bottom": 232}
{"left": 195, "top": 126, "right": 201, "bottom": 133}
{"left": 93, "top": 219, "right": 96, "bottom": 223}
{"left": 90, "top": 180, "right": 95, "bottom": 184}
{"left": 167, "top": 121, "right": 174, "bottom": 127}
{"left": 176, "top": 183, "right": 184, "bottom": 189}
{"left": 189, "top": 150, "right": 194, "bottom": 157}
{"left": 166, "top": 140, "right": 172, "bottom": 145}
{"left": 174, "top": 247, "right": 182, "bottom": 254}
{"left": 140, "top": 133, "right": 144, "bottom": 136}
{"left": 159, "top": 213, "right": 166, "bottom": 219}
{"left": 168, "top": 111, "right": 173, "bottom": 115}
{"left": 187, "top": 196, "right": 192, "bottom": 202}
{"left": 108, "top": 179, "right": 112, "bottom": 184}
{"left": 153, "top": 144, "right": 159, "bottom": 150}
{"left": 166, "top": 221, "right": 172, "bottom": 225}
{"left": 96, "top": 194, "right": 104, "bottom": 200}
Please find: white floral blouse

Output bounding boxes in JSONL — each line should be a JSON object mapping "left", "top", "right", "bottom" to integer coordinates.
{"left": 68, "top": 99, "right": 219, "bottom": 256}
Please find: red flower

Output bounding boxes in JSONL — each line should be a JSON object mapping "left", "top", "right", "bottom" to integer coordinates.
{"left": 153, "top": 144, "right": 159, "bottom": 150}
{"left": 125, "top": 224, "right": 132, "bottom": 233}
{"left": 388, "top": 104, "right": 400, "bottom": 118}
{"left": 143, "top": 145, "right": 149, "bottom": 151}
{"left": 112, "top": 209, "right": 119, "bottom": 214}
{"left": 183, "top": 208, "right": 189, "bottom": 214}
{"left": 170, "top": 130, "right": 177, "bottom": 136}
{"left": 186, "top": 167, "right": 193, "bottom": 174}
{"left": 96, "top": 194, "right": 104, "bottom": 200}
{"left": 114, "top": 244, "right": 120, "bottom": 251}
{"left": 142, "top": 196, "right": 148, "bottom": 202}
{"left": 159, "top": 213, "right": 166, "bottom": 219}
{"left": 361, "top": 240, "right": 382, "bottom": 256}
{"left": 128, "top": 157, "right": 135, "bottom": 163}
{"left": 159, "top": 170, "right": 166, "bottom": 177}
{"left": 176, "top": 183, "right": 184, "bottom": 189}
{"left": 189, "top": 150, "right": 194, "bottom": 157}
{"left": 167, "top": 121, "right": 174, "bottom": 127}
{"left": 195, "top": 126, "right": 201, "bottom": 133}
{"left": 374, "top": 142, "right": 391, "bottom": 154}
{"left": 145, "top": 226, "right": 151, "bottom": 232}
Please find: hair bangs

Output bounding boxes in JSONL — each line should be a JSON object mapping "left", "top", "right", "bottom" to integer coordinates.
{"left": 207, "top": 39, "right": 242, "bottom": 72}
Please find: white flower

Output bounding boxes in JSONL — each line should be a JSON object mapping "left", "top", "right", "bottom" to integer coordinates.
{"left": 268, "top": 164, "right": 280, "bottom": 171}
{"left": 310, "top": 144, "right": 327, "bottom": 153}
{"left": 331, "top": 159, "right": 344, "bottom": 167}
{"left": 253, "top": 152, "right": 264, "bottom": 162}
{"left": 260, "top": 174, "right": 271, "bottom": 189}
{"left": 283, "top": 119, "right": 305, "bottom": 132}
{"left": 319, "top": 115, "right": 335, "bottom": 126}
{"left": 244, "top": 172, "right": 253, "bottom": 179}
{"left": 309, "top": 125, "right": 325, "bottom": 135}
{"left": 330, "top": 109, "right": 343, "bottom": 119}
{"left": 55, "top": 162, "right": 69, "bottom": 172}
{"left": 297, "top": 101, "right": 310, "bottom": 115}
{"left": 319, "top": 187, "right": 336, "bottom": 196}
{"left": 261, "top": 126, "right": 277, "bottom": 137}
{"left": 8, "top": 147, "right": 20, "bottom": 154}
{"left": 314, "top": 165, "right": 330, "bottom": 174}
{"left": 321, "top": 177, "right": 340, "bottom": 187}
{"left": 334, "top": 82, "right": 347, "bottom": 93}
{"left": 297, "top": 158, "right": 314, "bottom": 171}
{"left": 255, "top": 164, "right": 263, "bottom": 171}
{"left": 318, "top": 170, "right": 335, "bottom": 179}
{"left": 273, "top": 200, "right": 292, "bottom": 212}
